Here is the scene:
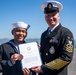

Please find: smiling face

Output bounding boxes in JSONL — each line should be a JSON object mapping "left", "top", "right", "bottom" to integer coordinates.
{"left": 12, "top": 28, "right": 27, "bottom": 44}
{"left": 45, "top": 12, "right": 60, "bottom": 28}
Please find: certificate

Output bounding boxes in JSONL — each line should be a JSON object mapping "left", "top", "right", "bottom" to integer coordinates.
{"left": 19, "top": 42, "right": 42, "bottom": 69}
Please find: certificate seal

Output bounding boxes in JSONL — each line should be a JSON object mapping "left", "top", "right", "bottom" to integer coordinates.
{"left": 27, "top": 47, "right": 31, "bottom": 51}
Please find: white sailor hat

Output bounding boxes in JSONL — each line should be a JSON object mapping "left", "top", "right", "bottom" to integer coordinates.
{"left": 11, "top": 21, "right": 30, "bottom": 30}
{"left": 41, "top": 0, "right": 63, "bottom": 14}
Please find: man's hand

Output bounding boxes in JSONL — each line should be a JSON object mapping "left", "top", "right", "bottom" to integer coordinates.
{"left": 11, "top": 53, "right": 23, "bottom": 64}
{"left": 23, "top": 68, "right": 31, "bottom": 75}
{"left": 31, "top": 66, "right": 42, "bottom": 73}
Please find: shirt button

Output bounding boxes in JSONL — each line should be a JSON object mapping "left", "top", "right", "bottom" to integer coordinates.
{"left": 46, "top": 53, "right": 48, "bottom": 56}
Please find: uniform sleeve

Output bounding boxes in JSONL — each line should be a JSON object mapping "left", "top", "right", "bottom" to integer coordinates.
{"left": 41, "top": 30, "right": 74, "bottom": 74}
{"left": 0, "top": 45, "right": 12, "bottom": 72}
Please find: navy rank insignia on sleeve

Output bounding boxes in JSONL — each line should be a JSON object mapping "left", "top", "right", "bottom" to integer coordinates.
{"left": 66, "top": 40, "right": 73, "bottom": 53}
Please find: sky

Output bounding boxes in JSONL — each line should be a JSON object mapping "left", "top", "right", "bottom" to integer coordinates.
{"left": 0, "top": 0, "right": 76, "bottom": 40}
